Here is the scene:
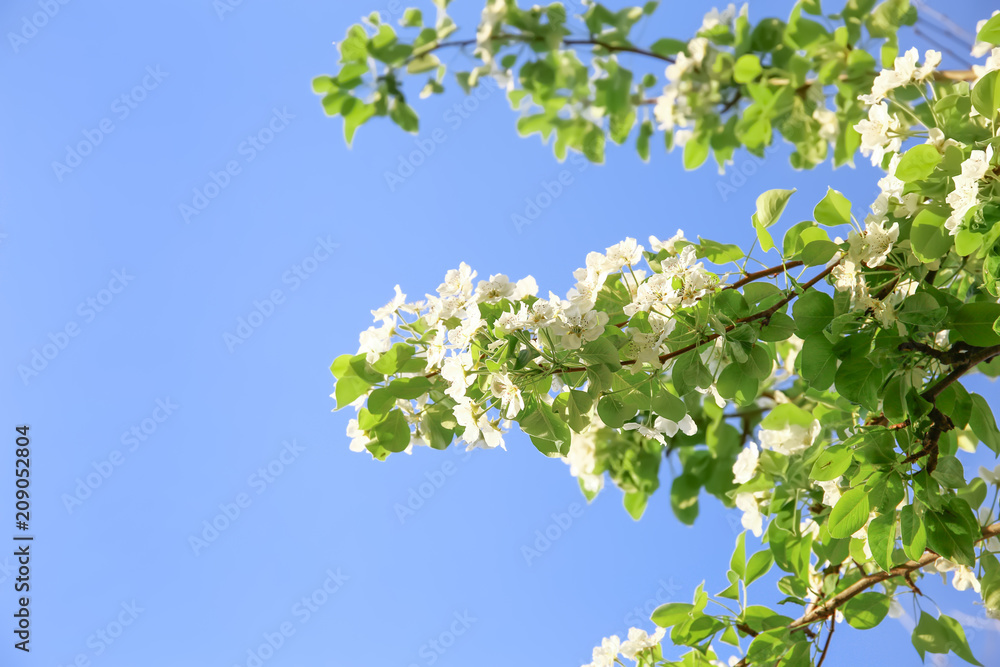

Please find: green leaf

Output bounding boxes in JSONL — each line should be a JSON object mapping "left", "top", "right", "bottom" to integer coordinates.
{"left": 683, "top": 132, "right": 710, "bottom": 169}
{"left": 734, "top": 54, "right": 763, "bottom": 83}
{"left": 745, "top": 550, "right": 774, "bottom": 586}
{"left": 760, "top": 312, "right": 796, "bottom": 341}
{"left": 979, "top": 13, "right": 1000, "bottom": 43}
{"left": 389, "top": 100, "right": 419, "bottom": 133}
{"left": 810, "top": 444, "right": 852, "bottom": 481}
{"left": 970, "top": 393, "right": 1000, "bottom": 455}
{"left": 407, "top": 54, "right": 440, "bottom": 74}
{"left": 652, "top": 602, "right": 694, "bottom": 628}
{"left": 896, "top": 144, "right": 942, "bottom": 182}
{"left": 671, "top": 473, "right": 700, "bottom": 525}
{"left": 800, "top": 333, "right": 838, "bottom": 389}
{"left": 867, "top": 512, "right": 896, "bottom": 572}
{"left": 521, "top": 398, "right": 571, "bottom": 456}
{"left": 912, "top": 612, "right": 950, "bottom": 659}
{"left": 731, "top": 532, "right": 747, "bottom": 579}
{"left": 939, "top": 615, "right": 983, "bottom": 666}
{"left": 843, "top": 592, "right": 890, "bottom": 629}
{"left": 835, "top": 357, "right": 882, "bottom": 410}
{"left": 925, "top": 507, "right": 976, "bottom": 567}
{"left": 624, "top": 491, "right": 649, "bottom": 520}
{"left": 900, "top": 504, "right": 928, "bottom": 561}
{"left": 972, "top": 70, "right": 1000, "bottom": 120}
{"left": 652, "top": 390, "right": 688, "bottom": 422}
{"left": 953, "top": 302, "right": 1000, "bottom": 346}
{"left": 828, "top": 486, "right": 870, "bottom": 539}
{"left": 334, "top": 376, "right": 370, "bottom": 409}
{"left": 754, "top": 189, "right": 797, "bottom": 228}
{"left": 910, "top": 209, "right": 952, "bottom": 263}
{"left": 813, "top": 188, "right": 852, "bottom": 226}
{"left": 373, "top": 408, "right": 411, "bottom": 453}
{"left": 793, "top": 290, "right": 834, "bottom": 335}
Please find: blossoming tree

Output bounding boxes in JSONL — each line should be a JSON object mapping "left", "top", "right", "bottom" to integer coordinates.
{"left": 318, "top": 1, "right": 1000, "bottom": 664}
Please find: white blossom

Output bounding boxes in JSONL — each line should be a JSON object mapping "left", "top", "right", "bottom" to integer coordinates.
{"left": 759, "top": 420, "right": 821, "bottom": 456}
{"left": 620, "top": 626, "right": 667, "bottom": 660}
{"left": 817, "top": 478, "right": 842, "bottom": 507}
{"left": 732, "top": 442, "right": 760, "bottom": 484}
{"left": 583, "top": 635, "right": 621, "bottom": 667}
{"left": 489, "top": 371, "right": 525, "bottom": 419}
{"left": 437, "top": 262, "right": 477, "bottom": 299}
{"left": 855, "top": 103, "right": 901, "bottom": 166}
{"left": 735, "top": 492, "right": 763, "bottom": 537}
{"left": 649, "top": 229, "right": 686, "bottom": 254}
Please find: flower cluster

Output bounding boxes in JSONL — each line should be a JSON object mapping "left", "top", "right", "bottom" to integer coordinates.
{"left": 582, "top": 626, "right": 666, "bottom": 667}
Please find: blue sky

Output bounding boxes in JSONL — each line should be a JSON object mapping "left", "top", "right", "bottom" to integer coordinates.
{"left": 1, "top": 1, "right": 998, "bottom": 665}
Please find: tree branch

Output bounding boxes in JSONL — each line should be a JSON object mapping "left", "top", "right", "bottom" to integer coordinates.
{"left": 426, "top": 34, "right": 675, "bottom": 63}
{"left": 815, "top": 616, "right": 835, "bottom": 667}
{"left": 733, "top": 522, "right": 1000, "bottom": 666}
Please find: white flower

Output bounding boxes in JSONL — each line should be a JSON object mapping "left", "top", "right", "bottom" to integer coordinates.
{"left": 735, "top": 492, "right": 763, "bottom": 537}
{"left": 649, "top": 230, "right": 686, "bottom": 254}
{"left": 512, "top": 276, "right": 538, "bottom": 300}
{"left": 973, "top": 47, "right": 1000, "bottom": 82}
{"left": 855, "top": 103, "right": 901, "bottom": 166}
{"left": 489, "top": 371, "right": 525, "bottom": 419}
{"left": 475, "top": 273, "right": 516, "bottom": 303}
{"left": 915, "top": 50, "right": 941, "bottom": 81}
{"left": 477, "top": 416, "right": 505, "bottom": 449}
{"left": 619, "top": 627, "right": 667, "bottom": 660}
{"left": 437, "top": 262, "right": 477, "bottom": 299}
{"left": 623, "top": 415, "right": 696, "bottom": 445}
{"left": 358, "top": 320, "right": 394, "bottom": 364}
{"left": 862, "top": 219, "right": 899, "bottom": 268}
{"left": 371, "top": 284, "right": 406, "bottom": 323}
{"left": 346, "top": 419, "right": 368, "bottom": 453}
{"left": 933, "top": 558, "right": 981, "bottom": 593}
{"left": 817, "top": 479, "right": 842, "bottom": 507}
{"left": 583, "top": 635, "right": 621, "bottom": 667}
{"left": 946, "top": 146, "right": 994, "bottom": 235}
{"left": 697, "top": 384, "right": 727, "bottom": 409}
{"left": 454, "top": 398, "right": 479, "bottom": 445}
{"left": 553, "top": 307, "right": 609, "bottom": 349}
{"left": 602, "top": 238, "right": 644, "bottom": 272}
{"left": 981, "top": 464, "right": 1000, "bottom": 485}
{"left": 759, "top": 420, "right": 820, "bottom": 456}
{"left": 813, "top": 107, "right": 838, "bottom": 142}
{"left": 732, "top": 442, "right": 760, "bottom": 485}
{"left": 441, "top": 352, "right": 475, "bottom": 401}
{"left": 688, "top": 37, "right": 709, "bottom": 66}
{"left": 564, "top": 421, "right": 605, "bottom": 493}
{"left": 800, "top": 519, "right": 821, "bottom": 539}
{"left": 973, "top": 12, "right": 1000, "bottom": 58}
{"left": 700, "top": 4, "right": 737, "bottom": 32}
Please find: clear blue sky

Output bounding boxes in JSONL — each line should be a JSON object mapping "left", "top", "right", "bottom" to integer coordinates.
{"left": 1, "top": 1, "right": 998, "bottom": 665}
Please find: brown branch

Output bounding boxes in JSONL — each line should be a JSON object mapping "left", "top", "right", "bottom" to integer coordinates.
{"left": 557, "top": 260, "right": 840, "bottom": 375}
{"left": 923, "top": 344, "right": 1000, "bottom": 402}
{"left": 726, "top": 261, "right": 804, "bottom": 291}
{"left": 815, "top": 616, "right": 835, "bottom": 667}
{"left": 425, "top": 34, "right": 675, "bottom": 63}
{"left": 788, "top": 522, "right": 1000, "bottom": 630}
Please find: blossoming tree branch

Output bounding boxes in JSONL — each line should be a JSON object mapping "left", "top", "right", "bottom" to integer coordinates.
{"left": 318, "top": 1, "right": 1000, "bottom": 664}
